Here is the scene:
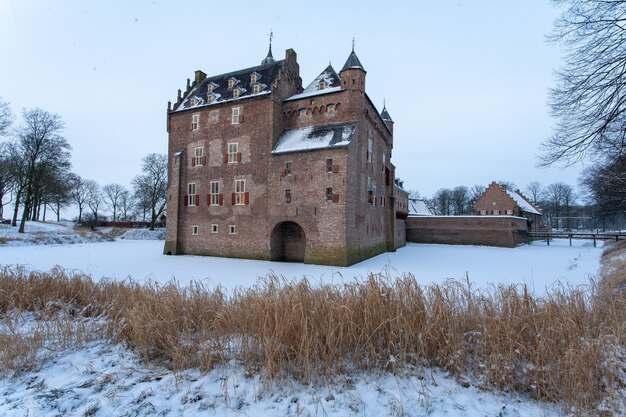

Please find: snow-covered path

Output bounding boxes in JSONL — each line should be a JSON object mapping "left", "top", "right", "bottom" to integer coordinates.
{"left": 0, "top": 239, "right": 602, "bottom": 295}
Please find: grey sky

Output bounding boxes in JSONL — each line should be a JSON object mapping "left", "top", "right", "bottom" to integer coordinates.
{"left": 0, "top": 0, "right": 582, "bottom": 198}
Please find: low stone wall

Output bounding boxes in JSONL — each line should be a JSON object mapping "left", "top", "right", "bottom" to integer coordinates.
{"left": 406, "top": 216, "right": 528, "bottom": 248}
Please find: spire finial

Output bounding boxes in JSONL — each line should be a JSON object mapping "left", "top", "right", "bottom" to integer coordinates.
{"left": 352, "top": 37, "right": 355, "bottom": 52}
{"left": 383, "top": 98, "right": 386, "bottom": 109}
{"left": 268, "top": 29, "right": 273, "bottom": 47}
{"left": 261, "top": 29, "right": 276, "bottom": 65}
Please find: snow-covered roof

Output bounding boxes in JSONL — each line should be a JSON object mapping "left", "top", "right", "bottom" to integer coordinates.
{"left": 506, "top": 190, "right": 541, "bottom": 215}
{"left": 408, "top": 199, "right": 433, "bottom": 216}
{"left": 341, "top": 50, "right": 366, "bottom": 72}
{"left": 284, "top": 64, "right": 342, "bottom": 102}
{"left": 174, "top": 59, "right": 283, "bottom": 112}
{"left": 272, "top": 122, "right": 357, "bottom": 154}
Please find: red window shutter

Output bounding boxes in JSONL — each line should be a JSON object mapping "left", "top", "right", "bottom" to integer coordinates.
{"left": 184, "top": 195, "right": 189, "bottom": 207}
{"left": 279, "top": 168, "right": 286, "bottom": 177}
{"left": 207, "top": 194, "right": 210, "bottom": 205}
{"left": 218, "top": 194, "right": 223, "bottom": 206}
{"left": 223, "top": 154, "right": 228, "bottom": 164}
{"left": 195, "top": 195, "right": 199, "bottom": 206}
{"left": 332, "top": 165, "right": 339, "bottom": 173}
{"left": 202, "top": 155, "right": 207, "bottom": 165}
{"left": 332, "top": 194, "right": 339, "bottom": 203}
{"left": 239, "top": 114, "right": 244, "bottom": 123}
{"left": 232, "top": 193, "right": 236, "bottom": 205}
{"left": 191, "top": 156, "right": 196, "bottom": 167}
{"left": 236, "top": 152, "right": 242, "bottom": 162}
{"left": 244, "top": 192, "right": 250, "bottom": 205}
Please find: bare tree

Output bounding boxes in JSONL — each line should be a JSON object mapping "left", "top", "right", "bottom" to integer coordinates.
{"left": 102, "top": 183, "right": 126, "bottom": 221}
{"left": 451, "top": 186, "right": 471, "bottom": 215}
{"left": 525, "top": 181, "right": 545, "bottom": 205}
{"left": 0, "top": 98, "right": 12, "bottom": 136}
{"left": 132, "top": 153, "right": 167, "bottom": 230}
{"left": 86, "top": 180, "right": 102, "bottom": 224}
{"left": 70, "top": 175, "right": 91, "bottom": 224}
{"left": 430, "top": 188, "right": 453, "bottom": 215}
{"left": 0, "top": 143, "right": 15, "bottom": 219}
{"left": 118, "top": 189, "right": 134, "bottom": 221}
{"left": 580, "top": 155, "right": 626, "bottom": 226}
{"left": 15, "top": 108, "right": 70, "bottom": 233}
{"left": 542, "top": 0, "right": 626, "bottom": 165}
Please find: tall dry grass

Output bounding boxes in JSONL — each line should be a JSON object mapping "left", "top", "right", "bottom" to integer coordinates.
{"left": 0, "top": 265, "right": 624, "bottom": 413}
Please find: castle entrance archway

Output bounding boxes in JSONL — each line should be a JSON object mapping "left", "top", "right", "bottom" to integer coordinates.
{"left": 270, "top": 221, "right": 306, "bottom": 262}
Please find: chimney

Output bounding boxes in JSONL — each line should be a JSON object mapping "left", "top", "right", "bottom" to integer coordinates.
{"left": 194, "top": 70, "right": 206, "bottom": 85}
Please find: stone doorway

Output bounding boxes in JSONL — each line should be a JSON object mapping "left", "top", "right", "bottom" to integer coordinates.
{"left": 270, "top": 221, "right": 306, "bottom": 262}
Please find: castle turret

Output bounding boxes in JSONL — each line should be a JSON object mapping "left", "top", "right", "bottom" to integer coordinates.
{"left": 381, "top": 104, "right": 394, "bottom": 134}
{"left": 339, "top": 47, "right": 366, "bottom": 92}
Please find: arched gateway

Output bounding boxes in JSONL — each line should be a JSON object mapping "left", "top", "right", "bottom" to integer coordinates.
{"left": 270, "top": 221, "right": 306, "bottom": 262}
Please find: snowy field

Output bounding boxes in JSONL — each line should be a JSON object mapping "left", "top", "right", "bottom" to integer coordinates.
{"left": 0, "top": 223, "right": 612, "bottom": 416}
{"left": 1, "top": 235, "right": 603, "bottom": 296}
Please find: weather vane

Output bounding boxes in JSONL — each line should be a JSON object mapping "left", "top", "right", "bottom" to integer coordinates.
{"left": 268, "top": 29, "right": 273, "bottom": 47}
{"left": 352, "top": 37, "right": 355, "bottom": 51}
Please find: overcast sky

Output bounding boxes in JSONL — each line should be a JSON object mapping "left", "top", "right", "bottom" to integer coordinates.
{"left": 0, "top": 0, "right": 583, "bottom": 198}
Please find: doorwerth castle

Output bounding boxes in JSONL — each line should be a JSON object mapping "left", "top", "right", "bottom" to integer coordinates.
{"left": 164, "top": 45, "right": 409, "bottom": 266}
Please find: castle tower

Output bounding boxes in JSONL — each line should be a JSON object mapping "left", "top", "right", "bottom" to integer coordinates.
{"left": 339, "top": 46, "right": 366, "bottom": 92}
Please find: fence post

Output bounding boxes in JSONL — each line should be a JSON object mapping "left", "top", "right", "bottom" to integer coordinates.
{"left": 593, "top": 234, "right": 596, "bottom": 248}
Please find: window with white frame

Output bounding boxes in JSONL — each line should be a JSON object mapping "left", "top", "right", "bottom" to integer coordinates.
{"left": 210, "top": 181, "right": 220, "bottom": 206}
{"left": 231, "top": 107, "right": 241, "bottom": 124}
{"left": 227, "top": 143, "right": 239, "bottom": 163}
{"left": 367, "top": 138, "right": 373, "bottom": 163}
{"left": 211, "top": 224, "right": 218, "bottom": 234}
{"left": 192, "top": 114, "right": 199, "bottom": 131}
{"left": 506, "top": 209, "right": 513, "bottom": 215}
{"left": 194, "top": 147, "right": 203, "bottom": 166}
{"left": 493, "top": 209, "right": 500, "bottom": 215}
{"left": 234, "top": 179, "right": 246, "bottom": 205}
{"left": 480, "top": 210, "right": 486, "bottom": 215}
{"left": 229, "top": 225, "right": 236, "bottom": 234}
{"left": 192, "top": 225, "right": 199, "bottom": 235}
{"left": 188, "top": 183, "right": 197, "bottom": 206}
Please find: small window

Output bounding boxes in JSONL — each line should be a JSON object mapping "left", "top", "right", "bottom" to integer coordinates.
{"left": 192, "top": 225, "right": 199, "bottom": 235}
{"left": 250, "top": 73, "right": 259, "bottom": 83}
{"left": 234, "top": 179, "right": 246, "bottom": 205}
{"left": 210, "top": 110, "right": 219, "bottom": 124}
{"left": 318, "top": 81, "right": 326, "bottom": 90}
{"left": 228, "top": 143, "right": 239, "bottom": 163}
{"left": 285, "top": 161, "right": 292, "bottom": 175}
{"left": 207, "top": 95, "right": 215, "bottom": 104}
{"left": 232, "top": 107, "right": 241, "bottom": 124}
{"left": 228, "top": 78, "right": 236, "bottom": 88}
{"left": 326, "top": 187, "right": 333, "bottom": 202}
{"left": 480, "top": 210, "right": 486, "bottom": 215}
{"left": 207, "top": 83, "right": 217, "bottom": 93}
{"left": 252, "top": 84, "right": 261, "bottom": 94}
{"left": 493, "top": 210, "right": 500, "bottom": 215}
{"left": 211, "top": 224, "right": 218, "bottom": 234}
{"left": 367, "top": 139, "right": 373, "bottom": 163}
{"left": 327, "top": 104, "right": 335, "bottom": 115}
{"left": 382, "top": 152, "right": 386, "bottom": 172}
{"left": 194, "top": 147, "right": 203, "bottom": 166}
{"left": 506, "top": 209, "right": 513, "bottom": 215}
{"left": 326, "top": 158, "right": 333, "bottom": 173}
{"left": 192, "top": 114, "right": 199, "bottom": 131}
{"left": 233, "top": 89, "right": 240, "bottom": 98}
{"left": 229, "top": 225, "right": 236, "bottom": 235}
{"left": 189, "top": 98, "right": 198, "bottom": 106}
{"left": 285, "top": 189, "right": 291, "bottom": 204}
{"left": 299, "top": 108, "right": 306, "bottom": 120}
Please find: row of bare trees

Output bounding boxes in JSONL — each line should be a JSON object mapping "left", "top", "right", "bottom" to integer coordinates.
{"left": 0, "top": 99, "right": 167, "bottom": 231}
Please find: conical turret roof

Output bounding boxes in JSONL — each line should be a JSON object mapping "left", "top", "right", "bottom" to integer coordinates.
{"left": 341, "top": 49, "right": 365, "bottom": 72}
{"left": 381, "top": 105, "right": 393, "bottom": 122}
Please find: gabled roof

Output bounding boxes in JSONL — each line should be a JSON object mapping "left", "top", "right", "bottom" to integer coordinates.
{"left": 341, "top": 50, "right": 366, "bottom": 72}
{"left": 380, "top": 106, "right": 393, "bottom": 122}
{"left": 408, "top": 199, "right": 433, "bottom": 216}
{"left": 506, "top": 189, "right": 542, "bottom": 215}
{"left": 175, "top": 59, "right": 283, "bottom": 112}
{"left": 285, "top": 64, "right": 342, "bottom": 101}
{"left": 272, "top": 121, "right": 357, "bottom": 155}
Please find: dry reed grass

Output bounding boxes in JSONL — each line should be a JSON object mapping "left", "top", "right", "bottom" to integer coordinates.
{"left": 0, "top": 263, "right": 624, "bottom": 414}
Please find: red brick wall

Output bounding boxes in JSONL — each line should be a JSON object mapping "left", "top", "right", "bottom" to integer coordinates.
{"left": 406, "top": 216, "right": 529, "bottom": 248}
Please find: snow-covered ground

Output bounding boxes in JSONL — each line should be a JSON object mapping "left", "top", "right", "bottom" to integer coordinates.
{"left": 0, "top": 222, "right": 612, "bottom": 416}
{"left": 1, "top": 237, "right": 603, "bottom": 296}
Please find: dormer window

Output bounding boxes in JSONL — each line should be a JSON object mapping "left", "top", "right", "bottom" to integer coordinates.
{"left": 207, "top": 82, "right": 218, "bottom": 93}
{"left": 250, "top": 72, "right": 260, "bottom": 83}
{"left": 228, "top": 78, "right": 238, "bottom": 88}
{"left": 252, "top": 84, "right": 261, "bottom": 94}
{"left": 233, "top": 89, "right": 241, "bottom": 98}
{"left": 318, "top": 81, "right": 326, "bottom": 90}
{"left": 189, "top": 98, "right": 198, "bottom": 106}
{"left": 207, "top": 94, "right": 215, "bottom": 104}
